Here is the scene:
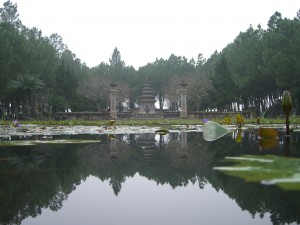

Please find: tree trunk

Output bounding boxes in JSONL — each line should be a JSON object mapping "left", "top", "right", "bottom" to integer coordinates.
{"left": 159, "top": 96, "right": 163, "bottom": 109}
{"left": 15, "top": 97, "right": 20, "bottom": 119}
{"left": 196, "top": 102, "right": 200, "bottom": 111}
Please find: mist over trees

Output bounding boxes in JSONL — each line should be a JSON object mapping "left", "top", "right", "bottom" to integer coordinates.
{"left": 0, "top": 0, "right": 299, "bottom": 119}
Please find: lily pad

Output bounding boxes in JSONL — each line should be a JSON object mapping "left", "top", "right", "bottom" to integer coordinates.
{"left": 108, "top": 134, "right": 117, "bottom": 139}
{"left": 258, "top": 127, "right": 279, "bottom": 139}
{"left": 0, "top": 139, "right": 101, "bottom": 146}
{"left": 214, "top": 155, "right": 300, "bottom": 191}
{"left": 203, "top": 121, "right": 230, "bottom": 141}
{"left": 155, "top": 129, "right": 170, "bottom": 135}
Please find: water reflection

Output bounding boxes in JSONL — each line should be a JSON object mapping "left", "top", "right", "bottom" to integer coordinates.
{"left": 0, "top": 131, "right": 299, "bottom": 225}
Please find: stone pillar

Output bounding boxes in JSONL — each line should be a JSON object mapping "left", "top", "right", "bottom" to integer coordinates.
{"left": 109, "top": 82, "right": 117, "bottom": 119}
{"left": 180, "top": 82, "right": 188, "bottom": 118}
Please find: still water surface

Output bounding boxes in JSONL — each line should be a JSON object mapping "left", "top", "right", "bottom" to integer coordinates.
{"left": 0, "top": 131, "right": 299, "bottom": 225}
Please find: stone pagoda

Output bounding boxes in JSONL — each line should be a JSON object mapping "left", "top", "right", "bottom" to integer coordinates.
{"left": 138, "top": 83, "right": 156, "bottom": 114}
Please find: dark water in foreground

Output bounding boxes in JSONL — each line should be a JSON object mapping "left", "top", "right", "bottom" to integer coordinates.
{"left": 0, "top": 130, "right": 300, "bottom": 225}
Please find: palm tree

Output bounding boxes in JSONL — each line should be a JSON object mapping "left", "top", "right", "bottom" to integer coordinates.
{"left": 9, "top": 74, "right": 45, "bottom": 117}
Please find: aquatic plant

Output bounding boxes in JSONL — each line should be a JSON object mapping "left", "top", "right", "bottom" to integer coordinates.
{"left": 236, "top": 114, "right": 244, "bottom": 128}
{"left": 106, "top": 120, "right": 117, "bottom": 129}
{"left": 223, "top": 117, "right": 232, "bottom": 125}
{"left": 256, "top": 117, "right": 260, "bottom": 125}
{"left": 235, "top": 129, "right": 242, "bottom": 143}
{"left": 12, "top": 120, "right": 21, "bottom": 127}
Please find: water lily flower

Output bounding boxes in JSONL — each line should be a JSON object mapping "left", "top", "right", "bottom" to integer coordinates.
{"left": 202, "top": 118, "right": 209, "bottom": 123}
{"left": 12, "top": 120, "right": 21, "bottom": 127}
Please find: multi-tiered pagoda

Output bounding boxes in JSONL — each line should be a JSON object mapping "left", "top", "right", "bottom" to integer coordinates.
{"left": 138, "top": 83, "right": 156, "bottom": 114}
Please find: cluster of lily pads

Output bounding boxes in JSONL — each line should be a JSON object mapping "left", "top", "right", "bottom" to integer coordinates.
{"left": 203, "top": 116, "right": 300, "bottom": 191}
{"left": 211, "top": 91, "right": 300, "bottom": 190}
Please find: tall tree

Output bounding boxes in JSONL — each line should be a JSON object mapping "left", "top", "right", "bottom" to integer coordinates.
{"left": 262, "top": 11, "right": 300, "bottom": 113}
{"left": 209, "top": 55, "right": 237, "bottom": 110}
{"left": 55, "top": 61, "right": 78, "bottom": 111}
{"left": 77, "top": 75, "right": 110, "bottom": 111}
{"left": 186, "top": 73, "right": 212, "bottom": 111}
{"left": 224, "top": 25, "right": 277, "bottom": 112}
{"left": 109, "top": 47, "right": 124, "bottom": 68}
{"left": 9, "top": 74, "right": 45, "bottom": 117}
{"left": 22, "top": 27, "right": 58, "bottom": 87}
{"left": 0, "top": 0, "right": 21, "bottom": 27}
{"left": 49, "top": 33, "right": 67, "bottom": 57}
{"left": 109, "top": 47, "right": 125, "bottom": 80}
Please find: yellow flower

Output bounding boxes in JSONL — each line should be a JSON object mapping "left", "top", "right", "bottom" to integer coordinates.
{"left": 223, "top": 117, "right": 232, "bottom": 125}
{"left": 236, "top": 114, "right": 244, "bottom": 128}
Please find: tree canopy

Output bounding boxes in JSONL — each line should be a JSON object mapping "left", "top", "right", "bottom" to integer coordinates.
{"left": 1, "top": 0, "right": 299, "bottom": 118}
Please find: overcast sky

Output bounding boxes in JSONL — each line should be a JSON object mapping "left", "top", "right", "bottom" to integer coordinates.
{"left": 1, "top": 0, "right": 299, "bottom": 69}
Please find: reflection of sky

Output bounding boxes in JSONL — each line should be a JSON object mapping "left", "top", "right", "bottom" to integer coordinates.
{"left": 22, "top": 174, "right": 272, "bottom": 225}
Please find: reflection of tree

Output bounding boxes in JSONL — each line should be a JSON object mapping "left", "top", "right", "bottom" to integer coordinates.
{"left": 208, "top": 172, "right": 300, "bottom": 225}
{"left": 0, "top": 143, "right": 82, "bottom": 225}
{"left": 189, "top": 176, "right": 208, "bottom": 189}
{"left": 109, "top": 176, "right": 125, "bottom": 196}
{"left": 0, "top": 131, "right": 300, "bottom": 225}
{"left": 49, "top": 188, "right": 68, "bottom": 211}
{"left": 10, "top": 151, "right": 46, "bottom": 169}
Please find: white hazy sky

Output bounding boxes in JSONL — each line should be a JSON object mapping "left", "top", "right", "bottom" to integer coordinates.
{"left": 1, "top": 0, "right": 299, "bottom": 69}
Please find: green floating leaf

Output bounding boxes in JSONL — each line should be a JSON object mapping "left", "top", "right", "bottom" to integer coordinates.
{"left": 214, "top": 155, "right": 300, "bottom": 191}
{"left": 107, "top": 120, "right": 116, "bottom": 126}
{"left": 108, "top": 134, "right": 117, "bottom": 139}
{"left": 0, "top": 139, "right": 101, "bottom": 146}
{"left": 203, "top": 121, "right": 230, "bottom": 141}
{"left": 155, "top": 129, "right": 170, "bottom": 135}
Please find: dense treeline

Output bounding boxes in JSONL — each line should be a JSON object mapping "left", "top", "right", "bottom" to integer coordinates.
{"left": 0, "top": 0, "right": 299, "bottom": 119}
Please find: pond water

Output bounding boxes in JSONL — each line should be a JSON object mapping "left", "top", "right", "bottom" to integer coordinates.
{"left": 0, "top": 129, "right": 300, "bottom": 225}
